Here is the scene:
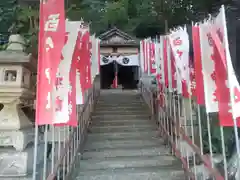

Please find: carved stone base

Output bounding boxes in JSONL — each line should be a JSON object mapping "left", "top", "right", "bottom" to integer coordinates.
{"left": 0, "top": 128, "right": 35, "bottom": 151}
{"left": 0, "top": 101, "right": 33, "bottom": 130}
{"left": 0, "top": 143, "right": 44, "bottom": 177}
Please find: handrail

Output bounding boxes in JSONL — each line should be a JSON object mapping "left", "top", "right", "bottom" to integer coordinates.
{"left": 140, "top": 81, "right": 224, "bottom": 180}
{"left": 46, "top": 83, "right": 100, "bottom": 180}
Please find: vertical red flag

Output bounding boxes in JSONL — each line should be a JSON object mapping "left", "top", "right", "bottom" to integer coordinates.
{"left": 211, "top": 36, "right": 233, "bottom": 126}
{"left": 142, "top": 40, "right": 147, "bottom": 73}
{"left": 210, "top": 6, "right": 240, "bottom": 126}
{"left": 168, "top": 27, "right": 190, "bottom": 96}
{"left": 82, "top": 29, "right": 92, "bottom": 89}
{"left": 98, "top": 39, "right": 101, "bottom": 75}
{"left": 75, "top": 31, "right": 85, "bottom": 105}
{"left": 78, "top": 31, "right": 87, "bottom": 98}
{"left": 150, "top": 42, "right": 156, "bottom": 74}
{"left": 163, "top": 37, "right": 169, "bottom": 88}
{"left": 145, "top": 41, "right": 150, "bottom": 74}
{"left": 189, "top": 61, "right": 196, "bottom": 97}
{"left": 112, "top": 73, "right": 118, "bottom": 88}
{"left": 65, "top": 30, "right": 82, "bottom": 126}
{"left": 54, "top": 31, "right": 78, "bottom": 127}
{"left": 66, "top": 36, "right": 78, "bottom": 126}
{"left": 36, "top": 0, "right": 65, "bottom": 125}
{"left": 170, "top": 50, "right": 177, "bottom": 89}
{"left": 192, "top": 26, "right": 205, "bottom": 105}
{"left": 54, "top": 21, "right": 82, "bottom": 126}
{"left": 140, "top": 40, "right": 145, "bottom": 73}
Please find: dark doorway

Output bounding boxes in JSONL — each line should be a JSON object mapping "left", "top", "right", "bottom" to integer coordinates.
{"left": 100, "top": 62, "right": 139, "bottom": 89}
{"left": 118, "top": 64, "right": 138, "bottom": 89}
{"left": 100, "top": 62, "right": 114, "bottom": 89}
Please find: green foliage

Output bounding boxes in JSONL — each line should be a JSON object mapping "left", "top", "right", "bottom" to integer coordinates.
{"left": 66, "top": 0, "right": 233, "bottom": 38}
{"left": 0, "top": 0, "right": 234, "bottom": 47}
{"left": 197, "top": 105, "right": 237, "bottom": 157}
{"left": 12, "top": 5, "right": 39, "bottom": 34}
{"left": 0, "top": 1, "right": 39, "bottom": 53}
{"left": 0, "top": 44, "right": 7, "bottom": 51}
{"left": 0, "top": 0, "right": 18, "bottom": 34}
{"left": 9, "top": 5, "right": 39, "bottom": 54}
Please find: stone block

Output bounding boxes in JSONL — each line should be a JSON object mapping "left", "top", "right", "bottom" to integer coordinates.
{"left": 0, "top": 128, "right": 34, "bottom": 151}
{"left": 0, "top": 143, "right": 44, "bottom": 177}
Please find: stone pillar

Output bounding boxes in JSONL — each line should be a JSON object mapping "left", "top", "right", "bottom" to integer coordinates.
{"left": 0, "top": 35, "right": 44, "bottom": 179}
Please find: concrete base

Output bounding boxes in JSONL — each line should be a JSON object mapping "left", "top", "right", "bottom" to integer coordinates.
{"left": 0, "top": 143, "right": 44, "bottom": 177}
{"left": 0, "top": 175, "right": 32, "bottom": 180}
{"left": 0, "top": 128, "right": 35, "bottom": 151}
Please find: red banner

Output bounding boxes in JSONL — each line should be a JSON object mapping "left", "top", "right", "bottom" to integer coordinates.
{"left": 77, "top": 31, "right": 86, "bottom": 102}
{"left": 210, "top": 29, "right": 240, "bottom": 126}
{"left": 142, "top": 41, "right": 147, "bottom": 73}
{"left": 81, "top": 29, "right": 92, "bottom": 89}
{"left": 98, "top": 40, "right": 101, "bottom": 75}
{"left": 145, "top": 41, "right": 150, "bottom": 73}
{"left": 163, "top": 38, "right": 169, "bottom": 87}
{"left": 75, "top": 31, "right": 85, "bottom": 105}
{"left": 209, "top": 7, "right": 240, "bottom": 126}
{"left": 150, "top": 43, "right": 156, "bottom": 74}
{"left": 192, "top": 26, "right": 205, "bottom": 105}
{"left": 53, "top": 21, "right": 82, "bottom": 126}
{"left": 170, "top": 50, "right": 177, "bottom": 89}
{"left": 190, "top": 64, "right": 196, "bottom": 97}
{"left": 36, "top": 0, "right": 65, "bottom": 125}
{"left": 67, "top": 39, "right": 77, "bottom": 126}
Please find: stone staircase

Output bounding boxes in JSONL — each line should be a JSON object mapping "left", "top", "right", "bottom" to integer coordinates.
{"left": 72, "top": 90, "right": 186, "bottom": 180}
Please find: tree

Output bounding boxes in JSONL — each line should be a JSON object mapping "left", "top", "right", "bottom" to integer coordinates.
{"left": 0, "top": 0, "right": 18, "bottom": 43}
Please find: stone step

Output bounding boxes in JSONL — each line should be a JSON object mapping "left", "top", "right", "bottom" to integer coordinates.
{"left": 82, "top": 145, "right": 170, "bottom": 159}
{"left": 94, "top": 108, "right": 148, "bottom": 113}
{"left": 87, "top": 131, "right": 159, "bottom": 141}
{"left": 95, "top": 105, "right": 146, "bottom": 109}
{"left": 97, "top": 100, "right": 143, "bottom": 103}
{"left": 94, "top": 107, "right": 145, "bottom": 111}
{"left": 100, "top": 90, "right": 139, "bottom": 94}
{"left": 91, "top": 118, "right": 155, "bottom": 126}
{"left": 87, "top": 134, "right": 161, "bottom": 143}
{"left": 91, "top": 114, "right": 150, "bottom": 120}
{"left": 97, "top": 98, "right": 142, "bottom": 101}
{"left": 97, "top": 98, "right": 144, "bottom": 106}
{"left": 84, "top": 139, "right": 163, "bottom": 150}
{"left": 89, "top": 124, "right": 156, "bottom": 133}
{"left": 98, "top": 93, "right": 140, "bottom": 97}
{"left": 97, "top": 97, "right": 141, "bottom": 100}
{"left": 98, "top": 95, "right": 141, "bottom": 99}
{"left": 93, "top": 111, "right": 148, "bottom": 116}
{"left": 95, "top": 106, "right": 146, "bottom": 109}
{"left": 70, "top": 91, "right": 186, "bottom": 180}
{"left": 76, "top": 165, "right": 185, "bottom": 180}
{"left": 79, "top": 155, "right": 179, "bottom": 170}
{"left": 97, "top": 97, "right": 142, "bottom": 101}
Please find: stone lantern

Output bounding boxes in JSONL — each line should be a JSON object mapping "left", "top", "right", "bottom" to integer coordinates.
{"left": 0, "top": 34, "right": 43, "bottom": 178}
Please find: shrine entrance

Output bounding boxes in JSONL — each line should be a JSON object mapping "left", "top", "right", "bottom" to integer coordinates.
{"left": 98, "top": 27, "right": 139, "bottom": 89}
{"left": 117, "top": 64, "right": 138, "bottom": 89}
{"left": 100, "top": 62, "right": 114, "bottom": 89}
{"left": 100, "top": 58, "right": 139, "bottom": 89}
